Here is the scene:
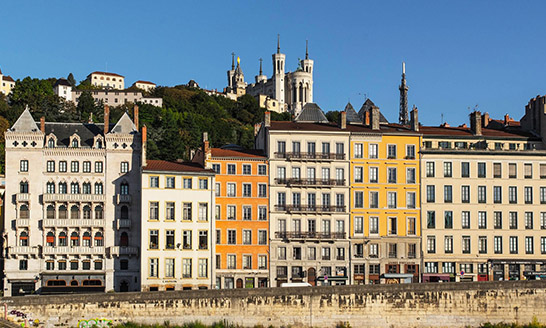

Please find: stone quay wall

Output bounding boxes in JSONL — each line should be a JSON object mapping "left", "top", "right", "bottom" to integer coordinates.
{"left": 2, "top": 280, "right": 546, "bottom": 328}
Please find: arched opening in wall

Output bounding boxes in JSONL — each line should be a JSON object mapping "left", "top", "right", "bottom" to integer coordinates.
{"left": 19, "top": 231, "right": 29, "bottom": 246}
{"left": 94, "top": 231, "right": 104, "bottom": 246}
{"left": 121, "top": 206, "right": 129, "bottom": 220}
{"left": 46, "top": 280, "right": 66, "bottom": 286}
{"left": 48, "top": 138, "right": 55, "bottom": 148}
{"left": 70, "top": 231, "right": 80, "bottom": 247}
{"left": 19, "top": 204, "right": 29, "bottom": 219}
{"left": 19, "top": 181, "right": 28, "bottom": 193}
{"left": 58, "top": 231, "right": 67, "bottom": 246}
{"left": 82, "top": 279, "right": 102, "bottom": 286}
{"left": 236, "top": 278, "right": 243, "bottom": 288}
{"left": 46, "top": 231, "right": 55, "bottom": 246}
{"left": 308, "top": 268, "right": 316, "bottom": 286}
{"left": 95, "top": 206, "right": 103, "bottom": 220}
{"left": 70, "top": 280, "right": 79, "bottom": 286}
{"left": 46, "top": 205, "right": 55, "bottom": 219}
{"left": 120, "top": 232, "right": 129, "bottom": 247}
{"left": 83, "top": 205, "right": 91, "bottom": 219}
{"left": 120, "top": 280, "right": 129, "bottom": 292}
{"left": 120, "top": 182, "right": 129, "bottom": 195}
{"left": 82, "top": 231, "right": 91, "bottom": 247}
{"left": 59, "top": 205, "right": 67, "bottom": 219}
{"left": 70, "top": 205, "right": 79, "bottom": 220}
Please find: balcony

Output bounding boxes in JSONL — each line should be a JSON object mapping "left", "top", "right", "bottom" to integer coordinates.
{"left": 117, "top": 194, "right": 132, "bottom": 204}
{"left": 43, "top": 219, "right": 105, "bottom": 228}
{"left": 275, "top": 231, "right": 346, "bottom": 240}
{"left": 275, "top": 178, "right": 345, "bottom": 187}
{"left": 408, "top": 252, "right": 417, "bottom": 259}
{"left": 274, "top": 205, "right": 346, "bottom": 213}
{"left": 8, "top": 246, "right": 39, "bottom": 256}
{"left": 117, "top": 219, "right": 131, "bottom": 229}
{"left": 43, "top": 193, "right": 106, "bottom": 203}
{"left": 16, "top": 193, "right": 30, "bottom": 202}
{"left": 274, "top": 152, "right": 345, "bottom": 161}
{"left": 43, "top": 246, "right": 105, "bottom": 255}
{"left": 16, "top": 219, "right": 30, "bottom": 228}
{"left": 388, "top": 252, "right": 398, "bottom": 258}
{"left": 109, "top": 246, "right": 139, "bottom": 256}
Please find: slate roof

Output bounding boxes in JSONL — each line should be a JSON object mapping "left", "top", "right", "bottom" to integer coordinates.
{"left": 419, "top": 126, "right": 535, "bottom": 139}
{"left": 10, "top": 109, "right": 40, "bottom": 133}
{"left": 54, "top": 78, "right": 72, "bottom": 87}
{"left": 294, "top": 103, "right": 329, "bottom": 123}
{"left": 344, "top": 102, "right": 361, "bottom": 123}
{"left": 143, "top": 160, "right": 214, "bottom": 174}
{"left": 110, "top": 112, "right": 137, "bottom": 134}
{"left": 211, "top": 147, "right": 266, "bottom": 159}
{"left": 44, "top": 122, "right": 105, "bottom": 147}
{"left": 88, "top": 71, "right": 124, "bottom": 78}
{"left": 357, "top": 99, "right": 389, "bottom": 123}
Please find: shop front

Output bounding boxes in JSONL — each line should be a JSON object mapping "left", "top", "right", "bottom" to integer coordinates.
{"left": 382, "top": 273, "right": 414, "bottom": 284}
{"left": 422, "top": 273, "right": 451, "bottom": 283}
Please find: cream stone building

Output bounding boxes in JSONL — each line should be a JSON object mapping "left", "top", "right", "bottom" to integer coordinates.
{"left": 141, "top": 156, "right": 216, "bottom": 291}
{"left": 0, "top": 67, "right": 15, "bottom": 95}
{"left": 87, "top": 71, "right": 125, "bottom": 90}
{"left": 132, "top": 81, "right": 156, "bottom": 93}
{"left": 53, "top": 79, "right": 73, "bottom": 102}
{"left": 421, "top": 111, "right": 546, "bottom": 282}
{"left": 3, "top": 106, "right": 141, "bottom": 296}
{"left": 256, "top": 104, "right": 351, "bottom": 286}
{"left": 71, "top": 89, "right": 163, "bottom": 107}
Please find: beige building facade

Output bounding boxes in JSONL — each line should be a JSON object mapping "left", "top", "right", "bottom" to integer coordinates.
{"left": 0, "top": 67, "right": 15, "bottom": 95}
{"left": 87, "top": 71, "right": 125, "bottom": 90}
{"left": 133, "top": 81, "right": 156, "bottom": 92}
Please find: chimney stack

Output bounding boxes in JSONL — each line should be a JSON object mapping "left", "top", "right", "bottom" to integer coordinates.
{"left": 203, "top": 132, "right": 212, "bottom": 168}
{"left": 504, "top": 114, "right": 511, "bottom": 125}
{"left": 470, "top": 111, "right": 482, "bottom": 136}
{"left": 410, "top": 106, "right": 419, "bottom": 132}
{"left": 363, "top": 110, "right": 370, "bottom": 125}
{"left": 339, "top": 111, "right": 347, "bottom": 129}
{"left": 264, "top": 111, "right": 271, "bottom": 128}
{"left": 370, "top": 106, "right": 380, "bottom": 130}
{"left": 134, "top": 105, "right": 139, "bottom": 131}
{"left": 40, "top": 116, "right": 45, "bottom": 133}
{"left": 104, "top": 105, "right": 110, "bottom": 134}
{"left": 142, "top": 125, "right": 147, "bottom": 167}
{"left": 482, "top": 112, "right": 490, "bottom": 128}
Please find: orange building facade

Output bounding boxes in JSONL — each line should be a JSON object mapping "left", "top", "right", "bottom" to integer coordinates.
{"left": 198, "top": 140, "right": 269, "bottom": 289}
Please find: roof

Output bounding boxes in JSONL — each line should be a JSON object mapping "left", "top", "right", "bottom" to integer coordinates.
{"left": 344, "top": 102, "right": 361, "bottom": 123}
{"left": 134, "top": 80, "right": 155, "bottom": 85}
{"left": 211, "top": 148, "right": 266, "bottom": 159}
{"left": 269, "top": 120, "right": 419, "bottom": 135}
{"left": 357, "top": 99, "right": 389, "bottom": 123}
{"left": 45, "top": 122, "right": 106, "bottom": 147}
{"left": 419, "top": 125, "right": 534, "bottom": 139}
{"left": 110, "top": 112, "right": 137, "bottom": 134}
{"left": 54, "top": 78, "right": 72, "bottom": 87}
{"left": 143, "top": 160, "right": 214, "bottom": 174}
{"left": 294, "top": 103, "right": 329, "bottom": 123}
{"left": 88, "top": 71, "right": 124, "bottom": 78}
{"left": 2, "top": 75, "right": 14, "bottom": 82}
{"left": 10, "top": 109, "right": 40, "bottom": 133}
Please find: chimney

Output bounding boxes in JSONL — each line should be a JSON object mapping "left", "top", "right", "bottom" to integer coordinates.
{"left": 370, "top": 106, "right": 380, "bottom": 130}
{"left": 133, "top": 105, "right": 139, "bottom": 131}
{"left": 40, "top": 116, "right": 45, "bottom": 133}
{"left": 264, "top": 111, "right": 271, "bottom": 128}
{"left": 104, "top": 105, "right": 110, "bottom": 134}
{"left": 203, "top": 132, "right": 212, "bottom": 168}
{"left": 364, "top": 110, "right": 370, "bottom": 125}
{"left": 142, "top": 125, "right": 147, "bottom": 167}
{"left": 482, "top": 112, "right": 490, "bottom": 128}
{"left": 470, "top": 111, "right": 482, "bottom": 136}
{"left": 339, "top": 111, "right": 347, "bottom": 129}
{"left": 504, "top": 114, "right": 510, "bottom": 125}
{"left": 410, "top": 107, "right": 419, "bottom": 132}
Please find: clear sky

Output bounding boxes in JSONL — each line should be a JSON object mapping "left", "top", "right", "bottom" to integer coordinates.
{"left": 1, "top": 1, "right": 545, "bottom": 126}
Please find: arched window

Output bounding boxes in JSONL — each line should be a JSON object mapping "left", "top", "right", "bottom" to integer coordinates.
{"left": 70, "top": 205, "right": 79, "bottom": 220}
{"left": 120, "top": 182, "right": 129, "bottom": 195}
{"left": 70, "top": 182, "right": 80, "bottom": 194}
{"left": 94, "top": 182, "right": 103, "bottom": 195}
{"left": 82, "top": 182, "right": 91, "bottom": 194}
{"left": 70, "top": 231, "right": 79, "bottom": 246}
{"left": 46, "top": 205, "right": 55, "bottom": 219}
{"left": 20, "top": 181, "right": 29, "bottom": 193}
{"left": 19, "top": 204, "right": 29, "bottom": 219}
{"left": 96, "top": 139, "right": 103, "bottom": 149}
{"left": 95, "top": 206, "right": 103, "bottom": 220}
{"left": 120, "top": 206, "right": 129, "bottom": 220}
{"left": 46, "top": 182, "right": 55, "bottom": 194}
{"left": 48, "top": 138, "right": 55, "bottom": 148}
{"left": 83, "top": 205, "right": 91, "bottom": 220}
{"left": 82, "top": 231, "right": 91, "bottom": 247}
{"left": 70, "top": 280, "right": 78, "bottom": 286}
{"left": 120, "top": 232, "right": 129, "bottom": 247}
{"left": 94, "top": 232, "right": 104, "bottom": 246}
{"left": 46, "top": 231, "right": 55, "bottom": 246}
{"left": 59, "top": 205, "right": 67, "bottom": 219}
{"left": 19, "top": 231, "right": 29, "bottom": 246}
{"left": 58, "top": 231, "right": 67, "bottom": 246}
{"left": 71, "top": 138, "right": 79, "bottom": 148}
{"left": 58, "top": 182, "right": 67, "bottom": 194}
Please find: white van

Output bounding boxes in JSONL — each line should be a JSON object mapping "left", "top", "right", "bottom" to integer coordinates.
{"left": 280, "top": 282, "right": 312, "bottom": 287}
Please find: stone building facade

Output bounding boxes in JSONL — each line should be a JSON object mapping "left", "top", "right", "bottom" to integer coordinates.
{"left": 3, "top": 107, "right": 141, "bottom": 296}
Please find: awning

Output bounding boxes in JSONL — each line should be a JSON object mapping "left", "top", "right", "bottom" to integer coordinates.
{"left": 382, "top": 273, "right": 414, "bottom": 279}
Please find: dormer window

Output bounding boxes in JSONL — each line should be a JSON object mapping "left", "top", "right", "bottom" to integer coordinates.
{"left": 71, "top": 139, "right": 79, "bottom": 148}
{"left": 70, "top": 134, "right": 81, "bottom": 148}
{"left": 95, "top": 138, "right": 103, "bottom": 149}
{"left": 48, "top": 138, "right": 55, "bottom": 148}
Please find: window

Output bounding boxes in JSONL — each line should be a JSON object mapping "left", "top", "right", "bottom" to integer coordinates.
{"left": 461, "top": 185, "right": 470, "bottom": 203}
{"left": 182, "top": 202, "right": 192, "bottom": 220}
{"left": 243, "top": 183, "right": 251, "bottom": 197}
{"left": 258, "top": 230, "right": 267, "bottom": 245}
{"left": 369, "top": 144, "right": 378, "bottom": 158}
{"left": 427, "top": 236, "right": 436, "bottom": 253}
{"left": 494, "top": 212, "right": 502, "bottom": 229}
{"left": 336, "top": 143, "right": 344, "bottom": 156}
{"left": 478, "top": 212, "right": 487, "bottom": 229}
{"left": 525, "top": 187, "right": 533, "bottom": 204}
{"left": 227, "top": 164, "right": 236, "bottom": 175}
{"left": 149, "top": 258, "right": 158, "bottom": 277}
{"left": 526, "top": 236, "right": 534, "bottom": 254}
{"left": 227, "top": 205, "right": 236, "bottom": 220}
{"left": 120, "top": 161, "right": 129, "bottom": 173}
{"left": 242, "top": 230, "right": 252, "bottom": 245}
{"left": 388, "top": 217, "right": 397, "bottom": 235}
{"left": 462, "top": 236, "right": 471, "bottom": 254}
{"left": 354, "top": 191, "right": 363, "bottom": 208}
{"left": 70, "top": 231, "right": 79, "bottom": 246}
{"left": 198, "top": 203, "right": 208, "bottom": 221}
{"left": 426, "top": 162, "right": 435, "bottom": 177}
{"left": 183, "top": 259, "right": 192, "bottom": 278}
{"left": 258, "top": 165, "right": 267, "bottom": 175}
{"left": 509, "top": 236, "right": 518, "bottom": 254}
{"left": 478, "top": 162, "right": 486, "bottom": 178}
{"left": 387, "top": 167, "right": 397, "bottom": 183}
{"left": 227, "top": 183, "right": 236, "bottom": 197}
{"left": 243, "top": 206, "right": 252, "bottom": 220}
{"left": 369, "top": 244, "right": 378, "bottom": 258}
{"left": 509, "top": 212, "right": 518, "bottom": 229}
{"left": 354, "top": 217, "right": 363, "bottom": 234}
{"left": 83, "top": 161, "right": 91, "bottom": 173}
{"left": 150, "top": 176, "right": 159, "bottom": 188}
{"left": 493, "top": 186, "right": 502, "bottom": 203}
{"left": 406, "top": 192, "right": 416, "bottom": 209}
{"left": 46, "top": 182, "right": 55, "bottom": 194}
{"left": 493, "top": 163, "right": 502, "bottom": 178}
{"left": 443, "top": 162, "right": 452, "bottom": 177}
{"left": 149, "top": 230, "right": 159, "bottom": 249}
{"left": 369, "top": 191, "right": 378, "bottom": 208}
{"left": 444, "top": 211, "right": 453, "bottom": 229}
{"left": 354, "top": 167, "right": 363, "bottom": 183}
{"left": 165, "top": 202, "right": 175, "bottom": 221}
{"left": 162, "top": 176, "right": 175, "bottom": 189}
{"left": 258, "top": 206, "right": 267, "bottom": 220}
{"left": 47, "top": 160, "right": 55, "bottom": 172}
{"left": 444, "top": 185, "right": 452, "bottom": 203}
{"left": 149, "top": 202, "right": 159, "bottom": 220}
{"left": 508, "top": 163, "right": 518, "bottom": 179}
{"left": 199, "top": 178, "right": 208, "bottom": 190}
{"left": 120, "top": 182, "right": 129, "bottom": 195}
{"left": 354, "top": 143, "right": 363, "bottom": 158}
{"left": 227, "top": 230, "right": 236, "bottom": 245}
{"left": 387, "top": 145, "right": 396, "bottom": 159}
{"left": 542, "top": 237, "right": 546, "bottom": 254}
{"left": 369, "top": 167, "right": 378, "bottom": 183}
{"left": 461, "top": 162, "right": 470, "bottom": 177}
{"left": 406, "top": 145, "right": 415, "bottom": 159}
{"left": 95, "top": 205, "right": 103, "bottom": 219}
{"left": 94, "top": 182, "right": 103, "bottom": 194}
{"left": 542, "top": 212, "right": 546, "bottom": 229}
{"left": 444, "top": 236, "right": 453, "bottom": 253}
{"left": 71, "top": 161, "right": 79, "bottom": 173}
{"left": 243, "top": 255, "right": 252, "bottom": 270}
{"left": 509, "top": 186, "right": 517, "bottom": 203}
{"left": 180, "top": 230, "right": 192, "bottom": 249}
{"left": 541, "top": 187, "right": 546, "bottom": 204}
{"left": 387, "top": 192, "right": 397, "bottom": 208}
{"left": 20, "top": 160, "right": 28, "bottom": 172}
{"left": 525, "top": 163, "right": 532, "bottom": 178}
{"left": 478, "top": 186, "right": 486, "bottom": 203}
{"left": 48, "top": 138, "right": 55, "bottom": 148}
{"left": 406, "top": 168, "right": 416, "bottom": 184}
{"left": 494, "top": 236, "right": 503, "bottom": 254}
{"left": 165, "top": 230, "right": 175, "bottom": 249}
{"left": 199, "top": 231, "right": 208, "bottom": 249}
{"left": 258, "top": 184, "right": 267, "bottom": 197}
{"left": 525, "top": 212, "right": 533, "bottom": 229}
{"left": 59, "top": 161, "right": 67, "bottom": 172}
{"left": 427, "top": 211, "right": 435, "bottom": 229}
{"left": 165, "top": 258, "right": 175, "bottom": 278}
{"left": 95, "top": 161, "right": 103, "bottom": 173}
{"left": 369, "top": 217, "right": 379, "bottom": 234}
{"left": 183, "top": 178, "right": 192, "bottom": 189}
{"left": 426, "top": 185, "right": 435, "bottom": 202}
{"left": 212, "top": 164, "right": 220, "bottom": 174}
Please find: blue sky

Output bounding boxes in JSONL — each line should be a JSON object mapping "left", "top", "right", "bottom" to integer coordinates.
{"left": 1, "top": 1, "right": 545, "bottom": 125}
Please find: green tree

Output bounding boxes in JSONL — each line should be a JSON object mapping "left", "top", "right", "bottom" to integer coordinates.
{"left": 326, "top": 110, "right": 340, "bottom": 123}
{"left": 76, "top": 91, "right": 103, "bottom": 122}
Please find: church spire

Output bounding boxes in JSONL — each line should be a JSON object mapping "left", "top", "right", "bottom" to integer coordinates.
{"left": 305, "top": 40, "right": 309, "bottom": 60}
{"left": 231, "top": 52, "right": 235, "bottom": 70}
{"left": 259, "top": 58, "right": 263, "bottom": 76}
{"left": 277, "top": 34, "right": 280, "bottom": 54}
{"left": 399, "top": 62, "right": 409, "bottom": 125}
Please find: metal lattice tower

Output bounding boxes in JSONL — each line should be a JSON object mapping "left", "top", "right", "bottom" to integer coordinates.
{"left": 399, "top": 62, "right": 409, "bottom": 125}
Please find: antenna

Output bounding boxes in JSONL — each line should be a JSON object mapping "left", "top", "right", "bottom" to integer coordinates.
{"left": 441, "top": 113, "right": 444, "bottom": 124}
